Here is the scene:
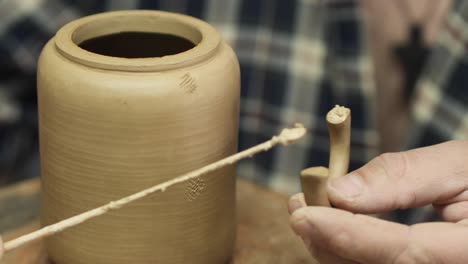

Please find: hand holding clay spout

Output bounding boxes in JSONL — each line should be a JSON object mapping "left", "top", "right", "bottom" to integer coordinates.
{"left": 289, "top": 140, "right": 468, "bottom": 263}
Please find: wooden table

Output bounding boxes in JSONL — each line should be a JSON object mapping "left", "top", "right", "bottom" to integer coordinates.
{"left": 0, "top": 178, "right": 316, "bottom": 263}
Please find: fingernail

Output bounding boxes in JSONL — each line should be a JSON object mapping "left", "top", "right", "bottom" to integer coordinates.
{"left": 291, "top": 210, "right": 313, "bottom": 235}
{"left": 301, "top": 237, "right": 311, "bottom": 248}
{"left": 289, "top": 198, "right": 304, "bottom": 214}
{"left": 301, "top": 236, "right": 318, "bottom": 256}
{"left": 329, "top": 173, "right": 363, "bottom": 199}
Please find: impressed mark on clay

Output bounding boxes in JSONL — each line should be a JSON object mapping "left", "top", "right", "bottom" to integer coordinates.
{"left": 180, "top": 73, "right": 197, "bottom": 94}
{"left": 186, "top": 178, "right": 205, "bottom": 201}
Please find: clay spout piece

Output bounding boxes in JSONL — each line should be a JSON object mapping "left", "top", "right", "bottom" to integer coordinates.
{"left": 301, "top": 105, "right": 351, "bottom": 206}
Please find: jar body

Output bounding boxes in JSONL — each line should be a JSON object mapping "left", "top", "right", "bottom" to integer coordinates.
{"left": 38, "top": 11, "right": 239, "bottom": 264}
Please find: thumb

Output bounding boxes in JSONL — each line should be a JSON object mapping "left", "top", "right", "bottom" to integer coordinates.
{"left": 290, "top": 206, "right": 468, "bottom": 264}
{"left": 327, "top": 140, "right": 468, "bottom": 213}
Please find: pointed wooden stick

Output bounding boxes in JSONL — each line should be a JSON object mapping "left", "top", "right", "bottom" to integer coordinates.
{"left": 1, "top": 124, "right": 306, "bottom": 254}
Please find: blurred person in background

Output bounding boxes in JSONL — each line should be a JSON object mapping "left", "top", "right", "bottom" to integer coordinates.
{"left": 0, "top": 0, "right": 467, "bottom": 261}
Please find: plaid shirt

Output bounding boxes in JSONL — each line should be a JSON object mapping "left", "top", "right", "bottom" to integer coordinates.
{"left": 0, "top": 0, "right": 466, "bottom": 223}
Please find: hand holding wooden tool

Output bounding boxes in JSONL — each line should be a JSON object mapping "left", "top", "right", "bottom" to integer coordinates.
{"left": 300, "top": 105, "right": 351, "bottom": 206}
{"left": 0, "top": 124, "right": 306, "bottom": 258}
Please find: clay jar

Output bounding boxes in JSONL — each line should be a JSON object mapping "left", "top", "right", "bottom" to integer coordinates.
{"left": 38, "top": 10, "right": 240, "bottom": 264}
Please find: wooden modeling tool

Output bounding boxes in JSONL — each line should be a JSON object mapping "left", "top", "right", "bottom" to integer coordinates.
{"left": 0, "top": 124, "right": 306, "bottom": 258}
{"left": 301, "top": 105, "right": 351, "bottom": 206}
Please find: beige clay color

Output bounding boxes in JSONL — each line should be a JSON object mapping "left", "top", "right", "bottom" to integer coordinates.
{"left": 37, "top": 10, "right": 240, "bottom": 264}
{"left": 0, "top": 124, "right": 306, "bottom": 257}
{"left": 301, "top": 105, "right": 351, "bottom": 206}
{"left": 326, "top": 105, "right": 351, "bottom": 179}
{"left": 300, "top": 166, "right": 331, "bottom": 207}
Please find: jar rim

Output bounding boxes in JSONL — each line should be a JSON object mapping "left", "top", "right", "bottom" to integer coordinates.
{"left": 54, "top": 10, "right": 221, "bottom": 72}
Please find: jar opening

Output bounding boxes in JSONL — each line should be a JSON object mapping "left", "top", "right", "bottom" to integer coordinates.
{"left": 55, "top": 11, "right": 220, "bottom": 71}
{"left": 78, "top": 32, "right": 196, "bottom": 58}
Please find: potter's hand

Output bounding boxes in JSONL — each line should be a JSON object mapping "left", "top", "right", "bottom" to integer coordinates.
{"left": 289, "top": 140, "right": 468, "bottom": 264}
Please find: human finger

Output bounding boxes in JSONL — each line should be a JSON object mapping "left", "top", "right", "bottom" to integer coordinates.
{"left": 327, "top": 140, "right": 468, "bottom": 213}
